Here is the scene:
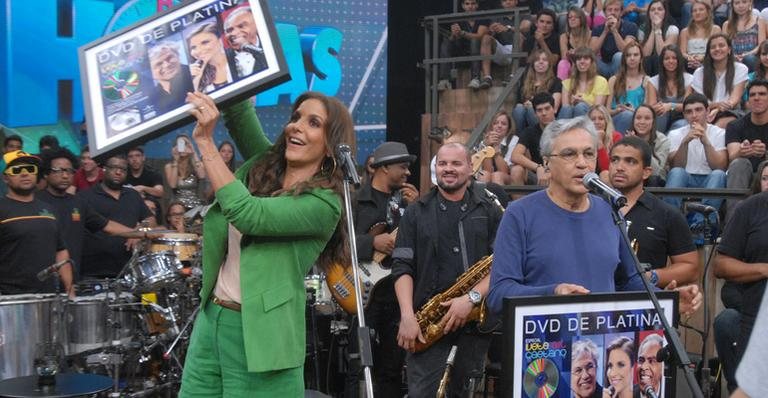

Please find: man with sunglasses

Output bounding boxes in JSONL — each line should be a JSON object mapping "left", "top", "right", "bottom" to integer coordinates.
{"left": 78, "top": 154, "right": 154, "bottom": 279}
{"left": 37, "top": 148, "right": 137, "bottom": 281}
{"left": 0, "top": 150, "right": 73, "bottom": 295}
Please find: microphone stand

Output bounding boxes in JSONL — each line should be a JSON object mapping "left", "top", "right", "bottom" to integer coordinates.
{"left": 696, "top": 210, "right": 719, "bottom": 398}
{"left": 608, "top": 198, "right": 704, "bottom": 398}
{"left": 337, "top": 145, "right": 375, "bottom": 398}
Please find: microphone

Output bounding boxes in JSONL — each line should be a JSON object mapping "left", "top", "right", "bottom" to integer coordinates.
{"left": 241, "top": 43, "right": 264, "bottom": 54}
{"left": 336, "top": 144, "right": 361, "bottom": 187}
{"left": 685, "top": 202, "right": 717, "bottom": 214}
{"left": 436, "top": 345, "right": 458, "bottom": 398}
{"left": 582, "top": 172, "right": 627, "bottom": 207}
{"left": 643, "top": 384, "right": 658, "bottom": 398}
{"left": 37, "top": 259, "right": 72, "bottom": 281}
{"left": 607, "top": 385, "right": 616, "bottom": 397}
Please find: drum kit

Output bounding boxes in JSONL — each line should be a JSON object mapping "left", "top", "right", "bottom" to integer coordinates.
{"left": 0, "top": 229, "right": 202, "bottom": 397}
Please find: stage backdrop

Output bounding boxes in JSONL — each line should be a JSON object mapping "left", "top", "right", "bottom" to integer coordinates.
{"left": 0, "top": 0, "right": 387, "bottom": 161}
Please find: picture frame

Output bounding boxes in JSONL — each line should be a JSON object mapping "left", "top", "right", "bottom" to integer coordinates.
{"left": 78, "top": 0, "right": 288, "bottom": 159}
{"left": 501, "top": 292, "right": 679, "bottom": 398}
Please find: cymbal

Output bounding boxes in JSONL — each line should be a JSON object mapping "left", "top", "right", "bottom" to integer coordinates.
{"left": 115, "top": 228, "right": 177, "bottom": 239}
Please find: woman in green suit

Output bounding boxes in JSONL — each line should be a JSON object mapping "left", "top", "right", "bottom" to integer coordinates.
{"left": 179, "top": 91, "right": 353, "bottom": 397}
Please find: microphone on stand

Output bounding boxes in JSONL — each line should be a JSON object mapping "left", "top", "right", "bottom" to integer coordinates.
{"left": 643, "top": 384, "right": 659, "bottom": 398}
{"left": 37, "top": 259, "right": 72, "bottom": 281}
{"left": 582, "top": 172, "right": 627, "bottom": 207}
{"left": 337, "top": 144, "right": 361, "bottom": 187}
{"left": 685, "top": 202, "right": 717, "bottom": 214}
{"left": 436, "top": 345, "right": 458, "bottom": 398}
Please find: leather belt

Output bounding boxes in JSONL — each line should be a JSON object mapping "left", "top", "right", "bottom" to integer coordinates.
{"left": 212, "top": 295, "right": 241, "bottom": 312}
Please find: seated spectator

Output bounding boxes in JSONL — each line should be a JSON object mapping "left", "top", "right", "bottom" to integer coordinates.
{"left": 638, "top": 0, "right": 679, "bottom": 77}
{"left": 557, "top": 6, "right": 591, "bottom": 80}
{"left": 478, "top": 0, "right": 519, "bottom": 89}
{"left": 725, "top": 80, "right": 768, "bottom": 220}
{"left": 626, "top": 104, "right": 670, "bottom": 185}
{"left": 723, "top": 0, "right": 767, "bottom": 72}
{"left": 680, "top": 0, "right": 722, "bottom": 72}
{"left": 621, "top": 0, "right": 649, "bottom": 24}
{"left": 590, "top": 0, "right": 639, "bottom": 77}
{"left": 608, "top": 41, "right": 657, "bottom": 133}
{"left": 476, "top": 110, "right": 517, "bottom": 184}
{"left": 743, "top": 40, "right": 768, "bottom": 106}
{"left": 73, "top": 145, "right": 103, "bottom": 192}
{"left": 588, "top": 104, "right": 623, "bottom": 181}
{"left": 513, "top": 48, "right": 562, "bottom": 131}
{"left": 164, "top": 135, "right": 206, "bottom": 210}
{"left": 437, "top": 0, "right": 489, "bottom": 91}
{"left": 691, "top": 34, "right": 749, "bottom": 129}
{"left": 560, "top": 47, "right": 610, "bottom": 118}
{"left": 664, "top": 93, "right": 728, "bottom": 227}
{"left": 650, "top": 45, "right": 693, "bottom": 133}
{"left": 510, "top": 92, "right": 556, "bottom": 185}
{"left": 522, "top": 8, "right": 561, "bottom": 67}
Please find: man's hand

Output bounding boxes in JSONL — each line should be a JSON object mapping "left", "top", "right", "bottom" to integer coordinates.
{"left": 554, "top": 283, "right": 591, "bottom": 295}
{"left": 664, "top": 280, "right": 702, "bottom": 316}
{"left": 439, "top": 295, "right": 475, "bottom": 334}
{"left": 125, "top": 238, "right": 142, "bottom": 251}
{"left": 397, "top": 313, "right": 426, "bottom": 352}
{"left": 751, "top": 139, "right": 766, "bottom": 157}
{"left": 372, "top": 233, "right": 395, "bottom": 255}
{"left": 536, "top": 167, "right": 551, "bottom": 186}
{"left": 401, "top": 183, "right": 420, "bottom": 204}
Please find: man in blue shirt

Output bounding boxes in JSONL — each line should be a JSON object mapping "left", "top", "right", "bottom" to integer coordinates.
{"left": 590, "top": 0, "right": 639, "bottom": 77}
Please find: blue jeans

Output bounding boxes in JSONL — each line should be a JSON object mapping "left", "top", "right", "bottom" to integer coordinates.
{"left": 740, "top": 53, "right": 758, "bottom": 73}
{"left": 558, "top": 102, "right": 590, "bottom": 119}
{"left": 663, "top": 168, "right": 726, "bottom": 223}
{"left": 680, "top": 2, "right": 692, "bottom": 28}
{"left": 656, "top": 112, "right": 687, "bottom": 134}
{"left": 597, "top": 52, "right": 622, "bottom": 78}
{"left": 612, "top": 110, "right": 634, "bottom": 134}
{"left": 512, "top": 103, "right": 538, "bottom": 131}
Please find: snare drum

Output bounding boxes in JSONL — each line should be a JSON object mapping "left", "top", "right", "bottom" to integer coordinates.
{"left": 149, "top": 233, "right": 200, "bottom": 261}
{"left": 304, "top": 275, "right": 335, "bottom": 315}
{"left": 66, "top": 292, "right": 138, "bottom": 355}
{"left": 123, "top": 252, "right": 183, "bottom": 292}
{"left": 0, "top": 294, "right": 65, "bottom": 380}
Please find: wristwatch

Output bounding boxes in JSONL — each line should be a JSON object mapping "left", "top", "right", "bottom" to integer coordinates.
{"left": 649, "top": 270, "right": 659, "bottom": 286}
{"left": 468, "top": 289, "right": 482, "bottom": 306}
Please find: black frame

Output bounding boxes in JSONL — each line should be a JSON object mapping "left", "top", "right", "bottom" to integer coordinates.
{"left": 78, "top": 0, "right": 288, "bottom": 159}
{"left": 501, "top": 292, "right": 679, "bottom": 398}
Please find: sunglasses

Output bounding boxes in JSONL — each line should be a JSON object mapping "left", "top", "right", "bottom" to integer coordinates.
{"left": 4, "top": 164, "right": 38, "bottom": 176}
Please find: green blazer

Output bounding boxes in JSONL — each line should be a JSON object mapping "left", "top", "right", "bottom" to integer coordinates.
{"left": 200, "top": 100, "right": 341, "bottom": 372}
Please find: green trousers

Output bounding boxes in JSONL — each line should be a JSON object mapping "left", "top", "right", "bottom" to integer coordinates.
{"left": 179, "top": 301, "right": 304, "bottom": 397}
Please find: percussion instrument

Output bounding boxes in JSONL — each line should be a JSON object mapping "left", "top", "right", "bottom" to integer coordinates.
{"left": 148, "top": 233, "right": 200, "bottom": 262}
{"left": 122, "top": 252, "right": 183, "bottom": 293}
{"left": 65, "top": 292, "right": 137, "bottom": 355}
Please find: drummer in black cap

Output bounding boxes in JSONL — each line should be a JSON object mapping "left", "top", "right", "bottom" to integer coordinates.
{"left": 0, "top": 150, "right": 73, "bottom": 295}
{"left": 344, "top": 141, "right": 418, "bottom": 397}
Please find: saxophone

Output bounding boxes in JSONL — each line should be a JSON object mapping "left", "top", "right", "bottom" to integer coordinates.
{"left": 413, "top": 255, "right": 493, "bottom": 353}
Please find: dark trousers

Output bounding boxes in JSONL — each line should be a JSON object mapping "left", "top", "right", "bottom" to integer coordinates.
{"left": 439, "top": 37, "right": 481, "bottom": 80}
{"left": 405, "top": 325, "right": 491, "bottom": 398}
{"left": 344, "top": 277, "right": 406, "bottom": 398}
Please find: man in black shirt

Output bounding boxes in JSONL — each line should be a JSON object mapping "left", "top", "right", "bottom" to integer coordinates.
{"left": 393, "top": 143, "right": 503, "bottom": 397}
{"left": 436, "top": 0, "right": 489, "bottom": 91}
{"left": 126, "top": 146, "right": 164, "bottom": 200}
{"left": 608, "top": 137, "right": 699, "bottom": 287}
{"left": 521, "top": 9, "right": 560, "bottom": 66}
{"left": 510, "top": 92, "right": 556, "bottom": 185}
{"left": 724, "top": 80, "right": 768, "bottom": 221}
{"left": 37, "top": 148, "right": 136, "bottom": 281}
{"left": 345, "top": 141, "right": 418, "bottom": 398}
{"left": 0, "top": 150, "right": 72, "bottom": 295}
{"left": 79, "top": 154, "right": 153, "bottom": 278}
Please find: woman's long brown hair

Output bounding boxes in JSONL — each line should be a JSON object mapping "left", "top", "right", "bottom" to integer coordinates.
{"left": 246, "top": 91, "right": 354, "bottom": 272}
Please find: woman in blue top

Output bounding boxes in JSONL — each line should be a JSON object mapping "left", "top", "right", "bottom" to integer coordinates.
{"left": 608, "top": 41, "right": 657, "bottom": 134}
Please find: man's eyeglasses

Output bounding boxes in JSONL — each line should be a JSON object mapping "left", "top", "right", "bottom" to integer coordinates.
{"left": 4, "top": 164, "right": 38, "bottom": 176}
{"left": 571, "top": 362, "right": 595, "bottom": 377}
{"left": 50, "top": 167, "right": 76, "bottom": 175}
{"left": 547, "top": 149, "right": 597, "bottom": 163}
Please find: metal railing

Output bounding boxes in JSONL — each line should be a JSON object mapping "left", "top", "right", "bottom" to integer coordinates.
{"left": 421, "top": 7, "right": 531, "bottom": 149}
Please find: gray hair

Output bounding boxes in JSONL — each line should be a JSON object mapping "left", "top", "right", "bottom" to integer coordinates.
{"left": 148, "top": 41, "right": 180, "bottom": 60}
{"left": 572, "top": 338, "right": 599, "bottom": 365}
{"left": 539, "top": 116, "right": 599, "bottom": 157}
{"left": 224, "top": 7, "right": 252, "bottom": 28}
{"left": 638, "top": 333, "right": 665, "bottom": 354}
